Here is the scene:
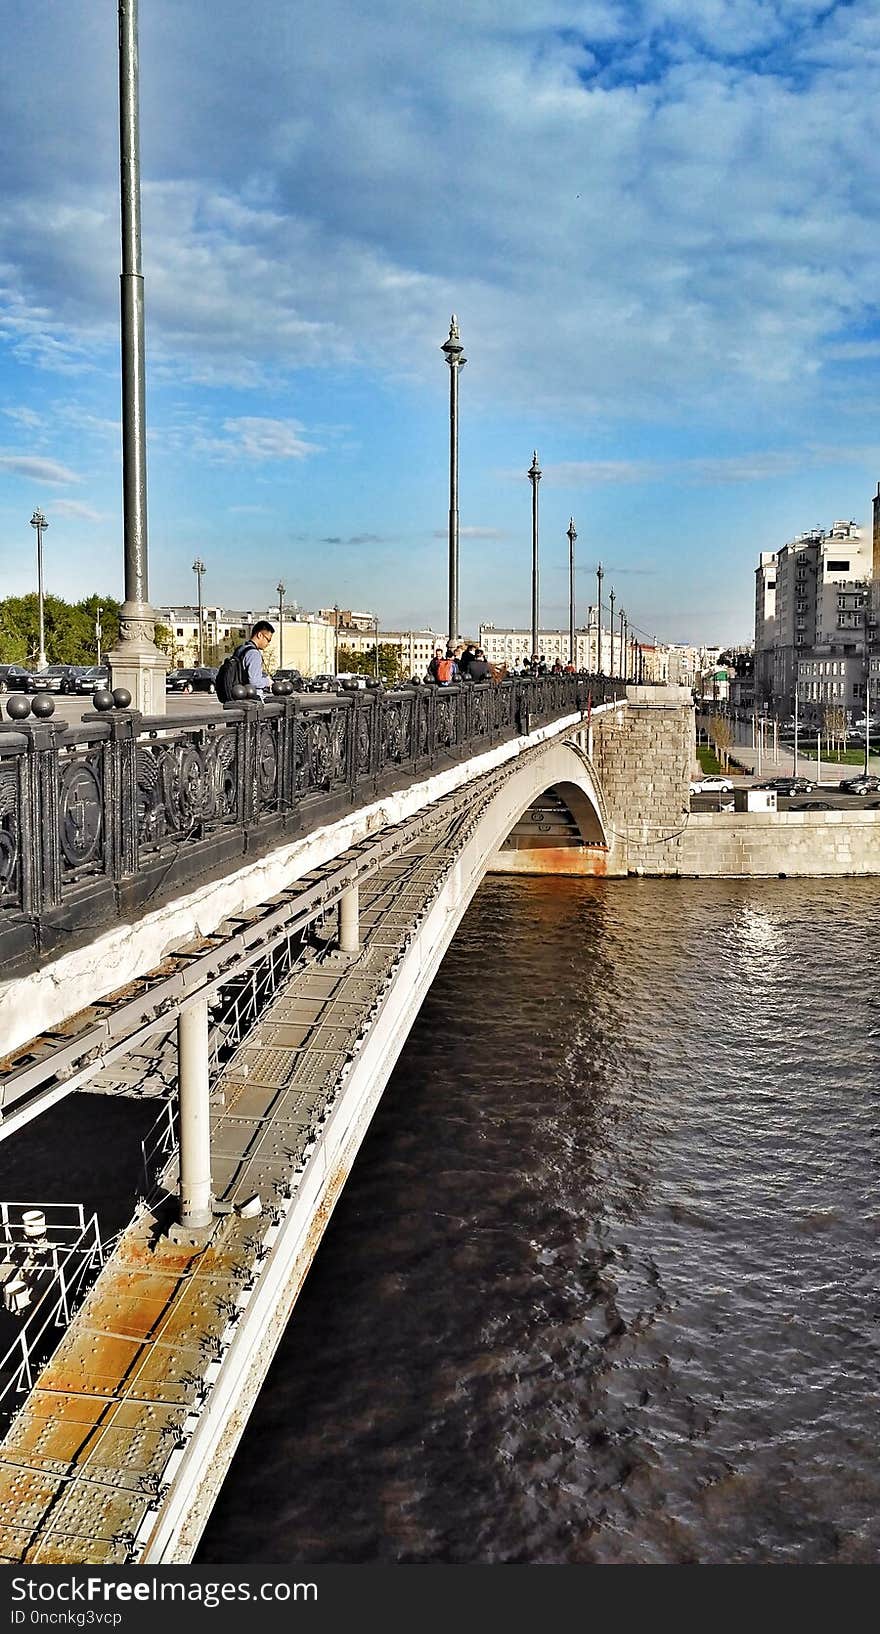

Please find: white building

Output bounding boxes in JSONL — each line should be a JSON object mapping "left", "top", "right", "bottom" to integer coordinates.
{"left": 755, "top": 519, "right": 872, "bottom": 710}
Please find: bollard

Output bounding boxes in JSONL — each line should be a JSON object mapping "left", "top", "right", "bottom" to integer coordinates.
{"left": 338, "top": 883, "right": 360, "bottom": 954}
{"left": 177, "top": 998, "right": 213, "bottom": 1229}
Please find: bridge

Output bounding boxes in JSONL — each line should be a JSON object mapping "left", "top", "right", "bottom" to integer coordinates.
{"left": 0, "top": 674, "right": 693, "bottom": 1562}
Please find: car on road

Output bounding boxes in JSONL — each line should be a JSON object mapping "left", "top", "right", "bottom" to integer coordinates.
{"left": 74, "top": 665, "right": 110, "bottom": 694}
{"left": 273, "top": 668, "right": 305, "bottom": 691}
{"left": 0, "top": 663, "right": 34, "bottom": 693}
{"left": 28, "top": 663, "right": 83, "bottom": 694}
{"left": 838, "top": 774, "right": 880, "bottom": 795}
{"left": 166, "top": 668, "right": 196, "bottom": 692}
{"left": 189, "top": 666, "right": 219, "bottom": 693}
{"left": 755, "top": 776, "right": 815, "bottom": 795}
{"left": 689, "top": 775, "right": 734, "bottom": 794}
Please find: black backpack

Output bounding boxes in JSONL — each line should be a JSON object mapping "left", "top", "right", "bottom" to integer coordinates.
{"left": 215, "top": 640, "right": 255, "bottom": 704}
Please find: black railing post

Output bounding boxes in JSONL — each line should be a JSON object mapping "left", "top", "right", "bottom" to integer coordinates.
{"left": 103, "top": 710, "right": 142, "bottom": 880}
{"left": 234, "top": 702, "right": 261, "bottom": 830}
{"left": 19, "top": 722, "right": 64, "bottom": 914}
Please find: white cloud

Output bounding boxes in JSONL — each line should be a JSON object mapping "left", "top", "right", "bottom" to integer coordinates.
{"left": 52, "top": 499, "right": 109, "bottom": 522}
{"left": 0, "top": 454, "right": 81, "bottom": 485}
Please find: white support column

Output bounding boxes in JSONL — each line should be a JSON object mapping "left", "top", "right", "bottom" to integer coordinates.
{"left": 338, "top": 883, "right": 360, "bottom": 954}
{"left": 178, "top": 998, "right": 213, "bottom": 1228}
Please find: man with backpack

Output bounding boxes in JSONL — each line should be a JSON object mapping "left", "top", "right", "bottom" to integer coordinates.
{"left": 215, "top": 620, "right": 275, "bottom": 703}
{"left": 427, "top": 645, "right": 459, "bottom": 685}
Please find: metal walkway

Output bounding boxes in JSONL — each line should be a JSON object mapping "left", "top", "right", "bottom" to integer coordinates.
{"left": 0, "top": 769, "right": 507, "bottom": 1562}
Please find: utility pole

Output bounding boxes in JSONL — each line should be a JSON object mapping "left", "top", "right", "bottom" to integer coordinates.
{"left": 108, "top": 0, "right": 166, "bottom": 712}
{"left": 30, "top": 509, "right": 49, "bottom": 670}
{"left": 609, "top": 588, "right": 615, "bottom": 676}
{"left": 276, "top": 580, "right": 285, "bottom": 671}
{"left": 864, "top": 586, "right": 871, "bottom": 777}
{"left": 620, "top": 609, "right": 627, "bottom": 681}
{"left": 441, "top": 315, "right": 466, "bottom": 647}
{"left": 567, "top": 517, "right": 577, "bottom": 667}
{"left": 596, "top": 564, "right": 604, "bottom": 674}
{"left": 192, "top": 558, "right": 205, "bottom": 665}
{"left": 528, "top": 451, "right": 541, "bottom": 661}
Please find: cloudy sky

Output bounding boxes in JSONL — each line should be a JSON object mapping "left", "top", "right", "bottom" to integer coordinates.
{"left": 2, "top": 0, "right": 880, "bottom": 645}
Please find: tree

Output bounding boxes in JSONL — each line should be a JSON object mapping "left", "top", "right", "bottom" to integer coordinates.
{"left": 337, "top": 643, "right": 403, "bottom": 684}
{"left": 0, "top": 592, "right": 121, "bottom": 665}
{"left": 824, "top": 704, "right": 848, "bottom": 755}
{"left": 710, "top": 712, "right": 733, "bottom": 770}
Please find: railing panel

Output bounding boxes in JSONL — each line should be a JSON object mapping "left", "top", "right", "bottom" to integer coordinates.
{"left": 0, "top": 673, "right": 630, "bottom": 958}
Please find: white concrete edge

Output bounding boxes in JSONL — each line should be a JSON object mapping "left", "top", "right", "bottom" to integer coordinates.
{"left": 0, "top": 706, "right": 610, "bottom": 1058}
{"left": 139, "top": 787, "right": 506, "bottom": 1562}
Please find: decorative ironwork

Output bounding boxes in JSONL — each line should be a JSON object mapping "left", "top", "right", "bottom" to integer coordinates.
{"left": 0, "top": 766, "right": 17, "bottom": 895}
{"left": 59, "top": 759, "right": 103, "bottom": 869}
{"left": 0, "top": 673, "right": 631, "bottom": 955}
{"left": 256, "top": 723, "right": 278, "bottom": 807}
{"left": 356, "top": 708, "right": 372, "bottom": 776}
{"left": 383, "top": 705, "right": 404, "bottom": 764}
{"left": 137, "top": 729, "right": 238, "bottom": 846}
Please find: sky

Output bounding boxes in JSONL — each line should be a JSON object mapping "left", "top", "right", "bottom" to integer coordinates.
{"left": 2, "top": 1, "right": 880, "bottom": 648}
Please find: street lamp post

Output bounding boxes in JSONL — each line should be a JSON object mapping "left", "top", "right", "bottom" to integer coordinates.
{"left": 333, "top": 604, "right": 340, "bottom": 676}
{"left": 620, "top": 609, "right": 627, "bottom": 680}
{"left": 441, "top": 315, "right": 466, "bottom": 647}
{"left": 567, "top": 517, "right": 577, "bottom": 667}
{"left": 29, "top": 509, "right": 48, "bottom": 670}
{"left": 108, "top": 0, "right": 166, "bottom": 712}
{"left": 276, "top": 580, "right": 285, "bottom": 671}
{"left": 528, "top": 451, "right": 541, "bottom": 661}
{"left": 609, "top": 588, "right": 616, "bottom": 676}
{"left": 374, "top": 614, "right": 380, "bottom": 680}
{"left": 596, "top": 563, "right": 604, "bottom": 674}
{"left": 192, "top": 558, "right": 205, "bottom": 665}
{"left": 96, "top": 604, "right": 103, "bottom": 666}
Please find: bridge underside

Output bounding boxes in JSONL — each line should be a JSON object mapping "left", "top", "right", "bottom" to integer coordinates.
{"left": 0, "top": 729, "right": 610, "bottom": 1563}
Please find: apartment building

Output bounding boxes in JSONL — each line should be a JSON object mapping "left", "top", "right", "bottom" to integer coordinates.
{"left": 755, "top": 519, "right": 872, "bottom": 713}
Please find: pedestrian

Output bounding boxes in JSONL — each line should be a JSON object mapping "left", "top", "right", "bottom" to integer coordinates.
{"left": 468, "top": 647, "right": 491, "bottom": 682}
{"left": 426, "top": 645, "right": 445, "bottom": 683}
{"left": 435, "top": 645, "right": 459, "bottom": 685}
{"left": 215, "top": 619, "right": 275, "bottom": 702}
{"left": 458, "top": 642, "right": 478, "bottom": 679}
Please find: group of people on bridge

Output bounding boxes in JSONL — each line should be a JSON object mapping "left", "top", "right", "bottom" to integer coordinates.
{"left": 424, "top": 643, "right": 577, "bottom": 686}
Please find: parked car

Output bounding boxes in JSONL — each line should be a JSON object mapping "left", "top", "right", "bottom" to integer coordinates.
{"left": 838, "top": 775, "right": 880, "bottom": 795}
{"left": 755, "top": 776, "right": 815, "bottom": 795}
{"left": 189, "top": 666, "right": 219, "bottom": 693}
{"left": 28, "top": 663, "right": 83, "bottom": 694}
{"left": 273, "top": 668, "right": 305, "bottom": 690}
{"left": 308, "top": 674, "right": 338, "bottom": 692}
{"left": 74, "top": 665, "right": 110, "bottom": 694}
{"left": 689, "top": 776, "right": 734, "bottom": 794}
{"left": 166, "top": 668, "right": 197, "bottom": 692}
{"left": 0, "top": 663, "right": 34, "bottom": 693}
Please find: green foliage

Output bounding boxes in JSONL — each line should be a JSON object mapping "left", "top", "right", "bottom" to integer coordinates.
{"left": 697, "top": 744, "right": 723, "bottom": 775}
{"left": 0, "top": 593, "right": 121, "bottom": 666}
{"left": 154, "top": 622, "right": 174, "bottom": 658}
{"left": 336, "top": 642, "right": 403, "bottom": 684}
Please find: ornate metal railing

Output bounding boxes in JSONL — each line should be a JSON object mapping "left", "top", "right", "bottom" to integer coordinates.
{"left": 0, "top": 674, "right": 623, "bottom": 968}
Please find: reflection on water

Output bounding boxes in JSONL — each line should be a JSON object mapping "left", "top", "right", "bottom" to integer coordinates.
{"left": 195, "top": 874, "right": 880, "bottom": 1565}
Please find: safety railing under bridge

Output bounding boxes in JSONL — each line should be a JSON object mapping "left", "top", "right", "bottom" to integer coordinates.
{"left": 0, "top": 672, "right": 623, "bottom": 971}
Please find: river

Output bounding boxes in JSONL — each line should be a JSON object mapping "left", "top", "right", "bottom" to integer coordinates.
{"left": 193, "top": 873, "right": 879, "bottom": 1565}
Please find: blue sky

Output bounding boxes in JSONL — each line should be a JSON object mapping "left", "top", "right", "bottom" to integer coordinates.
{"left": 2, "top": 0, "right": 880, "bottom": 645}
